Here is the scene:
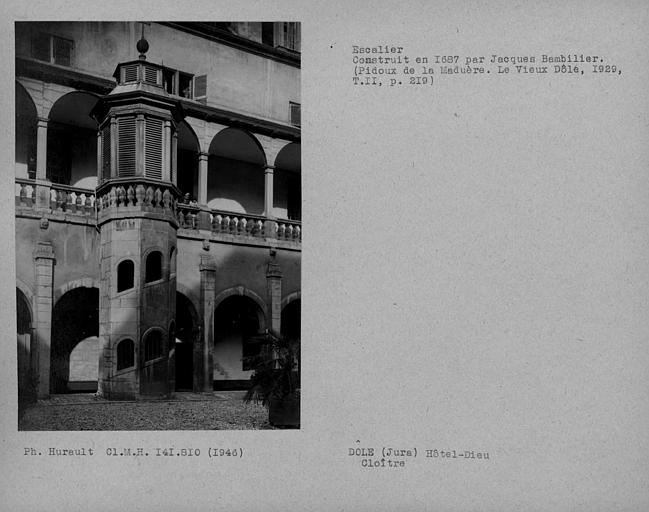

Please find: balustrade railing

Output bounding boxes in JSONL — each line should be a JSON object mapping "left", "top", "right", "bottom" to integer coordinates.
{"left": 15, "top": 179, "right": 97, "bottom": 217}
{"left": 175, "top": 206, "right": 301, "bottom": 244}
{"left": 15, "top": 179, "right": 35, "bottom": 208}
{"left": 210, "top": 211, "right": 266, "bottom": 238}
{"left": 50, "top": 183, "right": 96, "bottom": 215}
{"left": 275, "top": 219, "right": 302, "bottom": 242}
{"left": 16, "top": 178, "right": 302, "bottom": 244}
{"left": 176, "top": 203, "right": 200, "bottom": 229}
{"left": 96, "top": 181, "right": 177, "bottom": 214}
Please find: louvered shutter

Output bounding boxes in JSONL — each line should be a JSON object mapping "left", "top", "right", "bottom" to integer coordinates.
{"left": 145, "top": 118, "right": 163, "bottom": 179}
{"left": 290, "top": 102, "right": 301, "bottom": 127}
{"left": 193, "top": 75, "right": 207, "bottom": 104}
{"left": 123, "top": 63, "right": 138, "bottom": 82}
{"left": 117, "top": 117, "right": 136, "bottom": 177}
{"left": 144, "top": 66, "right": 159, "bottom": 85}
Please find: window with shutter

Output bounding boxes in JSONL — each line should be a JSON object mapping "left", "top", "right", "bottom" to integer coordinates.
{"left": 144, "top": 66, "right": 159, "bottom": 85}
{"left": 117, "top": 117, "right": 136, "bottom": 177}
{"left": 31, "top": 33, "right": 74, "bottom": 66}
{"left": 123, "top": 64, "right": 138, "bottom": 83}
{"left": 53, "top": 36, "right": 73, "bottom": 66}
{"left": 193, "top": 75, "right": 207, "bottom": 104}
{"left": 274, "top": 22, "right": 300, "bottom": 52}
{"left": 145, "top": 118, "right": 163, "bottom": 180}
{"left": 290, "top": 102, "right": 301, "bottom": 127}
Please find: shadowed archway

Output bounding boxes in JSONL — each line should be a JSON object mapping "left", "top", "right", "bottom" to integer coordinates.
{"left": 51, "top": 287, "right": 99, "bottom": 393}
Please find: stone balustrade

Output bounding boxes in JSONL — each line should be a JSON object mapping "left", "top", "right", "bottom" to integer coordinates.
{"left": 176, "top": 203, "right": 200, "bottom": 229}
{"left": 17, "top": 179, "right": 301, "bottom": 244}
{"left": 96, "top": 181, "right": 177, "bottom": 214}
{"left": 275, "top": 219, "right": 302, "bottom": 242}
{"left": 176, "top": 206, "right": 302, "bottom": 244}
{"left": 50, "top": 183, "right": 96, "bottom": 215}
{"left": 15, "top": 179, "right": 35, "bottom": 208}
{"left": 16, "top": 179, "right": 96, "bottom": 217}
{"left": 210, "top": 211, "right": 266, "bottom": 238}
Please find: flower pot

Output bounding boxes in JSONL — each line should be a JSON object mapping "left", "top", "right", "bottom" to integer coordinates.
{"left": 269, "top": 396, "right": 300, "bottom": 428}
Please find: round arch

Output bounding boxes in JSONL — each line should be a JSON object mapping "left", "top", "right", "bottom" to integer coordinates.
{"left": 281, "top": 291, "right": 301, "bottom": 310}
{"left": 16, "top": 279, "right": 34, "bottom": 317}
{"left": 16, "top": 286, "right": 34, "bottom": 402}
{"left": 206, "top": 128, "right": 266, "bottom": 213}
{"left": 213, "top": 286, "right": 268, "bottom": 330}
{"left": 176, "top": 282, "right": 201, "bottom": 318}
{"left": 175, "top": 291, "right": 200, "bottom": 391}
{"left": 275, "top": 142, "right": 301, "bottom": 172}
{"left": 50, "top": 286, "right": 99, "bottom": 393}
{"left": 54, "top": 277, "right": 100, "bottom": 303}
{"left": 281, "top": 297, "right": 301, "bottom": 342}
{"left": 208, "top": 127, "right": 267, "bottom": 165}
{"left": 176, "top": 120, "right": 200, "bottom": 201}
{"left": 47, "top": 91, "right": 100, "bottom": 187}
{"left": 212, "top": 289, "right": 267, "bottom": 386}
{"left": 273, "top": 142, "right": 301, "bottom": 221}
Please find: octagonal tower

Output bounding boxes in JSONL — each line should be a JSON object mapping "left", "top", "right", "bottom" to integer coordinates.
{"left": 91, "top": 38, "right": 183, "bottom": 399}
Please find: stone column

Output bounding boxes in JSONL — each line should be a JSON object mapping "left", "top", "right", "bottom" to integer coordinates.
{"left": 198, "top": 254, "right": 216, "bottom": 391}
{"left": 33, "top": 242, "right": 55, "bottom": 397}
{"left": 136, "top": 114, "right": 145, "bottom": 176}
{"left": 197, "top": 152, "right": 209, "bottom": 205}
{"left": 264, "top": 165, "right": 276, "bottom": 238}
{"left": 35, "top": 117, "right": 48, "bottom": 181}
{"left": 196, "top": 153, "right": 212, "bottom": 230}
{"left": 162, "top": 120, "right": 171, "bottom": 182}
{"left": 266, "top": 250, "right": 282, "bottom": 334}
{"left": 34, "top": 117, "right": 51, "bottom": 211}
{"left": 171, "top": 130, "right": 178, "bottom": 186}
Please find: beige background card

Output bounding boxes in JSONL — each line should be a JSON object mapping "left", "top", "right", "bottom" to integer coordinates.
{"left": 2, "top": 1, "right": 649, "bottom": 510}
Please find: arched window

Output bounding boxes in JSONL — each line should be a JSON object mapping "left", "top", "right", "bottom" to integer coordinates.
{"left": 143, "top": 330, "right": 163, "bottom": 362}
{"left": 117, "top": 260, "right": 134, "bottom": 292}
{"left": 116, "top": 339, "right": 134, "bottom": 370}
{"left": 145, "top": 251, "right": 162, "bottom": 283}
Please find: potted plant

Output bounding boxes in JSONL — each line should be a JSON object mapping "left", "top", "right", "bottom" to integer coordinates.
{"left": 244, "top": 330, "right": 300, "bottom": 428}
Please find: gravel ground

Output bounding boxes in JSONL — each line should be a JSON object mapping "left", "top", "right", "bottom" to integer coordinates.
{"left": 19, "top": 392, "right": 273, "bottom": 430}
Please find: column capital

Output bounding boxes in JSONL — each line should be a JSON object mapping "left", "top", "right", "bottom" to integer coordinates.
{"left": 264, "top": 165, "right": 276, "bottom": 172}
{"left": 266, "top": 251, "right": 283, "bottom": 278}
{"left": 199, "top": 254, "right": 216, "bottom": 272}
{"left": 198, "top": 151, "right": 209, "bottom": 159}
{"left": 33, "top": 241, "right": 55, "bottom": 261}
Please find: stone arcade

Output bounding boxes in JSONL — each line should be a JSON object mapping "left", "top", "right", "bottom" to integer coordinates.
{"left": 15, "top": 22, "right": 301, "bottom": 400}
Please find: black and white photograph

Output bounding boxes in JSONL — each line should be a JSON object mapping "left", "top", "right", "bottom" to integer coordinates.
{"left": 15, "top": 21, "right": 301, "bottom": 430}
{"left": 3, "top": 1, "right": 649, "bottom": 511}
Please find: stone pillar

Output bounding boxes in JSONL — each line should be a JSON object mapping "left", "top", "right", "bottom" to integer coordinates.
{"left": 171, "top": 130, "right": 178, "bottom": 186}
{"left": 136, "top": 114, "right": 145, "bottom": 176}
{"left": 35, "top": 117, "right": 48, "bottom": 181}
{"left": 198, "top": 254, "right": 216, "bottom": 392}
{"left": 33, "top": 242, "right": 55, "bottom": 397}
{"left": 162, "top": 120, "right": 171, "bottom": 182}
{"left": 264, "top": 165, "right": 276, "bottom": 238}
{"left": 34, "top": 117, "right": 51, "bottom": 211}
{"left": 197, "top": 152, "right": 209, "bottom": 205}
{"left": 266, "top": 250, "right": 282, "bottom": 334}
